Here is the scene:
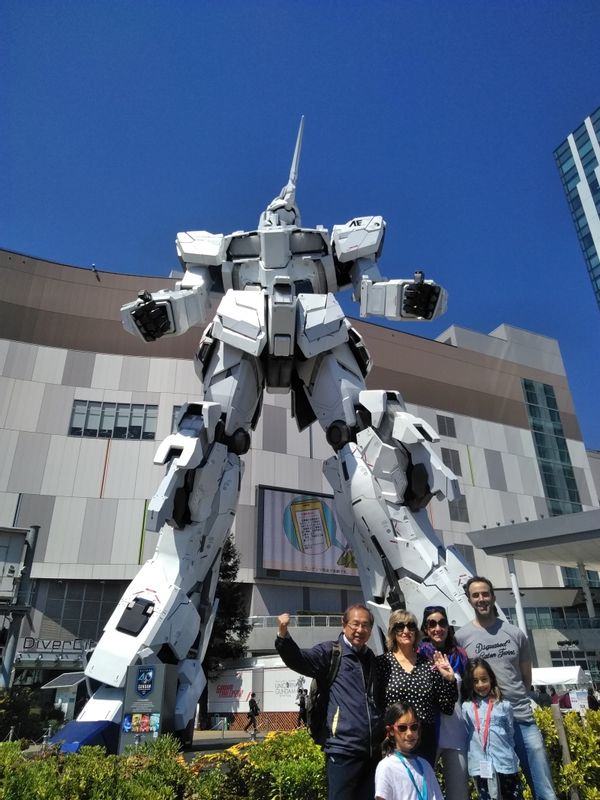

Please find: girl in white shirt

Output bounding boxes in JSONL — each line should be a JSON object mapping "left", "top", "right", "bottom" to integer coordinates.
{"left": 375, "top": 701, "right": 444, "bottom": 800}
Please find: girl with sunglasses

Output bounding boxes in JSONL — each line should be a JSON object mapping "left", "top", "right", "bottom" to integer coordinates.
{"left": 376, "top": 609, "right": 458, "bottom": 767}
{"left": 419, "top": 605, "right": 469, "bottom": 800}
{"left": 375, "top": 701, "right": 444, "bottom": 800}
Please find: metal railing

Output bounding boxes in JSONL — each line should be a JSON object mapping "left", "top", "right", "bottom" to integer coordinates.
{"left": 250, "top": 614, "right": 600, "bottom": 631}
{"left": 248, "top": 615, "right": 341, "bottom": 629}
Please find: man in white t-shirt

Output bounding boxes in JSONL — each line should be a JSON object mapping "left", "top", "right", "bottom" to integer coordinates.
{"left": 455, "top": 576, "right": 557, "bottom": 800}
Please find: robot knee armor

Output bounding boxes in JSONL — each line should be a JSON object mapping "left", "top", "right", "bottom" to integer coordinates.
{"left": 228, "top": 428, "right": 251, "bottom": 455}
{"left": 326, "top": 420, "right": 354, "bottom": 451}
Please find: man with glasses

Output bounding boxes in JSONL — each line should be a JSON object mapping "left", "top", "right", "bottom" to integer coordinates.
{"left": 276, "top": 605, "right": 383, "bottom": 800}
{"left": 455, "top": 576, "right": 557, "bottom": 800}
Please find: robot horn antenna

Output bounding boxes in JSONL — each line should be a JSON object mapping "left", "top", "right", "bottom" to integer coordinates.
{"left": 288, "top": 115, "right": 304, "bottom": 193}
{"left": 261, "top": 116, "right": 304, "bottom": 228}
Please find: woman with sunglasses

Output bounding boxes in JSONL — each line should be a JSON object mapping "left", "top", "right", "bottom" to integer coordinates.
{"left": 419, "top": 605, "right": 469, "bottom": 800}
{"left": 376, "top": 609, "right": 458, "bottom": 767}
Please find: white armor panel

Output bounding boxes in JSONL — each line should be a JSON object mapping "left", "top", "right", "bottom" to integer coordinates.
{"left": 295, "top": 344, "right": 366, "bottom": 428}
{"left": 296, "top": 293, "right": 348, "bottom": 358}
{"left": 202, "top": 340, "right": 264, "bottom": 435}
{"left": 212, "top": 289, "right": 267, "bottom": 356}
{"left": 176, "top": 231, "right": 228, "bottom": 266}
{"left": 332, "top": 216, "right": 385, "bottom": 262}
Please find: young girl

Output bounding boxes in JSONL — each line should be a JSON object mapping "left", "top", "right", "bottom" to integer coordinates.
{"left": 462, "top": 658, "right": 524, "bottom": 800}
{"left": 375, "top": 702, "right": 444, "bottom": 800}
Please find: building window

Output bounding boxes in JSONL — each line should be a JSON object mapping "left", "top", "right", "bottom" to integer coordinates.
{"left": 436, "top": 414, "right": 456, "bottom": 438}
{"left": 69, "top": 400, "right": 158, "bottom": 440}
{"left": 171, "top": 405, "right": 182, "bottom": 433}
{"left": 448, "top": 495, "right": 469, "bottom": 523}
{"left": 521, "top": 380, "right": 582, "bottom": 516}
{"left": 40, "top": 580, "right": 129, "bottom": 641}
{"left": 561, "top": 566, "right": 600, "bottom": 588}
{"left": 452, "top": 542, "right": 475, "bottom": 571}
{"left": 441, "top": 447, "right": 462, "bottom": 476}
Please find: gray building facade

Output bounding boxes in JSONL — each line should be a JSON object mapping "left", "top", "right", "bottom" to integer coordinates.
{"left": 1, "top": 248, "right": 599, "bottom": 685}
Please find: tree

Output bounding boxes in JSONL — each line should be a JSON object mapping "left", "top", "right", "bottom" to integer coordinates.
{"left": 204, "top": 533, "right": 251, "bottom": 667}
{"left": 196, "top": 534, "right": 250, "bottom": 730}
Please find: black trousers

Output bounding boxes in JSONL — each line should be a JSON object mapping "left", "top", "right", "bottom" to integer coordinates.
{"left": 475, "top": 772, "right": 524, "bottom": 800}
{"left": 414, "top": 720, "right": 437, "bottom": 767}
{"left": 326, "top": 752, "right": 379, "bottom": 800}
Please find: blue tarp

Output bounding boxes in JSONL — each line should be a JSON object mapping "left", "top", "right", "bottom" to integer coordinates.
{"left": 49, "top": 719, "right": 120, "bottom": 753}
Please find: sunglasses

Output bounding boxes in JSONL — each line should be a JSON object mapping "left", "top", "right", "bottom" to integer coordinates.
{"left": 393, "top": 722, "right": 420, "bottom": 732}
{"left": 425, "top": 618, "right": 448, "bottom": 630}
{"left": 424, "top": 605, "right": 446, "bottom": 615}
{"left": 394, "top": 621, "right": 417, "bottom": 632}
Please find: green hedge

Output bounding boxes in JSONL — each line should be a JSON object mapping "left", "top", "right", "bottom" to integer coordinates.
{"left": 532, "top": 708, "right": 600, "bottom": 800}
{"left": 0, "top": 712, "right": 597, "bottom": 800}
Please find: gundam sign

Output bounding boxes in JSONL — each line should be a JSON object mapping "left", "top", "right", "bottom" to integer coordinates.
{"left": 75, "top": 120, "right": 474, "bottom": 740}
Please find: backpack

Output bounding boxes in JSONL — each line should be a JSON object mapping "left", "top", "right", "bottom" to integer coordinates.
{"left": 306, "top": 641, "right": 342, "bottom": 744}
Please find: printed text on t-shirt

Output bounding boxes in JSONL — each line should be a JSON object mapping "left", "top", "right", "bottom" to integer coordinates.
{"left": 474, "top": 639, "right": 516, "bottom": 660}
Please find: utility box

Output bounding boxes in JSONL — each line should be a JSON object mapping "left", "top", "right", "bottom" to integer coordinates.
{"left": 118, "top": 663, "right": 178, "bottom": 753}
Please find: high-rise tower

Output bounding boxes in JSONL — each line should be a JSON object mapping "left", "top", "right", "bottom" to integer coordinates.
{"left": 554, "top": 107, "right": 600, "bottom": 311}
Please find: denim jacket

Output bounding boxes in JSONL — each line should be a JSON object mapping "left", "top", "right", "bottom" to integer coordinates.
{"left": 462, "top": 698, "right": 519, "bottom": 776}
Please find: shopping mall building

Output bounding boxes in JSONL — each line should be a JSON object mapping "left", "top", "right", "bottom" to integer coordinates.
{"left": 1, "top": 247, "right": 599, "bottom": 691}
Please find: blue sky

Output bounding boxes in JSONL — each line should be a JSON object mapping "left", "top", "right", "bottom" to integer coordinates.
{"left": 2, "top": 1, "right": 600, "bottom": 448}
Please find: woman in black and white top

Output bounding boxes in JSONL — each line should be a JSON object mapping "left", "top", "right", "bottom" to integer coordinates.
{"left": 376, "top": 609, "right": 458, "bottom": 767}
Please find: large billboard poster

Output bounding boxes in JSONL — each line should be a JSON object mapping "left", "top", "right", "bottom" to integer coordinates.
{"left": 258, "top": 486, "right": 358, "bottom": 579}
{"left": 263, "top": 667, "right": 307, "bottom": 712}
{"left": 208, "top": 666, "right": 309, "bottom": 713}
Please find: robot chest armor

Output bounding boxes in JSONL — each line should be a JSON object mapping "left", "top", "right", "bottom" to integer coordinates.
{"left": 211, "top": 288, "right": 349, "bottom": 362}
{"left": 222, "top": 254, "right": 335, "bottom": 296}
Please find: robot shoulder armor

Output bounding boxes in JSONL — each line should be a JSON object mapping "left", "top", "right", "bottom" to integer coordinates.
{"left": 331, "top": 216, "right": 386, "bottom": 263}
{"left": 176, "top": 230, "right": 228, "bottom": 266}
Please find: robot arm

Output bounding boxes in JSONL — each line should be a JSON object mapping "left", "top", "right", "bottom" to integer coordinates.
{"left": 332, "top": 216, "right": 447, "bottom": 321}
{"left": 121, "top": 278, "right": 211, "bottom": 343}
{"left": 358, "top": 271, "right": 447, "bottom": 321}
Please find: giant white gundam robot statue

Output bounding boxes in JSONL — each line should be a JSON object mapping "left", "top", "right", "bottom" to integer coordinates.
{"left": 78, "top": 119, "right": 474, "bottom": 738}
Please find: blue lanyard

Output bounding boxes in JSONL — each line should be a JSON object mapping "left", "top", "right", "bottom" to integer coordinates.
{"left": 395, "top": 753, "right": 428, "bottom": 800}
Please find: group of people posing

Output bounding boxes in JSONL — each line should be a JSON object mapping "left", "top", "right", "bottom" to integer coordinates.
{"left": 275, "top": 576, "right": 558, "bottom": 800}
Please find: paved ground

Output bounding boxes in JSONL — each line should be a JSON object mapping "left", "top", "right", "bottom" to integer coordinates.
{"left": 25, "top": 727, "right": 273, "bottom": 759}
{"left": 188, "top": 728, "right": 261, "bottom": 755}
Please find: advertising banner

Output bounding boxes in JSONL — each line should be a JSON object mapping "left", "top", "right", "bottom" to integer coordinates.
{"left": 259, "top": 487, "right": 358, "bottom": 578}
{"left": 208, "top": 666, "right": 309, "bottom": 713}
{"left": 208, "top": 669, "right": 254, "bottom": 714}
{"left": 263, "top": 667, "right": 308, "bottom": 712}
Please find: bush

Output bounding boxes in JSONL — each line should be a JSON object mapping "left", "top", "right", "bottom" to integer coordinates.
{"left": 533, "top": 707, "right": 600, "bottom": 800}
{"left": 0, "top": 715, "right": 596, "bottom": 799}
{"left": 189, "top": 729, "right": 326, "bottom": 800}
{"left": 0, "top": 735, "right": 191, "bottom": 800}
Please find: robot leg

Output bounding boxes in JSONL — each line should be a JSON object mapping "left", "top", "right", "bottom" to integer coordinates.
{"left": 323, "top": 389, "right": 474, "bottom": 637}
{"left": 80, "top": 402, "right": 241, "bottom": 729}
{"left": 81, "top": 340, "right": 263, "bottom": 732}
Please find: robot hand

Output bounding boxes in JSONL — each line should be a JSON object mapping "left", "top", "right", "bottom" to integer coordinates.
{"left": 121, "top": 284, "right": 210, "bottom": 342}
{"left": 360, "top": 271, "right": 447, "bottom": 322}
{"left": 129, "top": 291, "right": 173, "bottom": 342}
